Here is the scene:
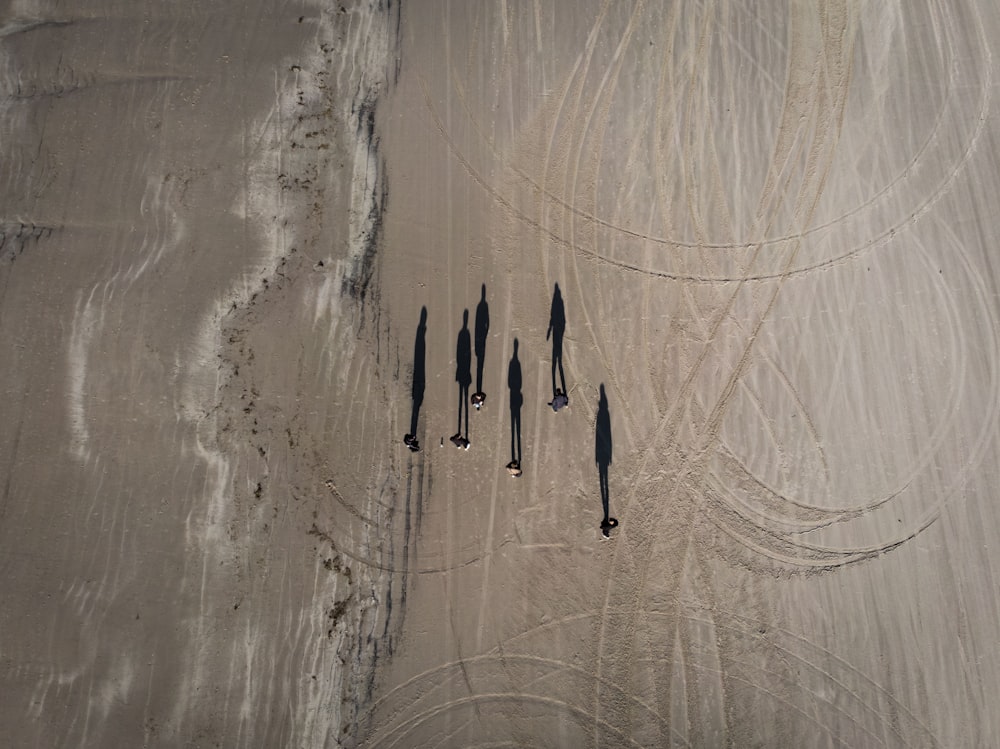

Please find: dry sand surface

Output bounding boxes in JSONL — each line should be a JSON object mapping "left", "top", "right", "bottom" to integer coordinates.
{"left": 3, "top": 1, "right": 1000, "bottom": 747}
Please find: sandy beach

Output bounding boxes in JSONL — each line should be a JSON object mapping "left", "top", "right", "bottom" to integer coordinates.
{"left": 3, "top": 1, "right": 1000, "bottom": 746}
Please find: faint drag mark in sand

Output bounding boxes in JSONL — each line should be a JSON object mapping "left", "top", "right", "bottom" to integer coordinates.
{"left": 360, "top": 605, "right": 939, "bottom": 748}
{"left": 0, "top": 17, "right": 72, "bottom": 38}
{"left": 372, "top": 695, "right": 645, "bottom": 749}
{"left": 359, "top": 651, "right": 688, "bottom": 749}
{"left": 67, "top": 287, "right": 100, "bottom": 462}
{"left": 0, "top": 26, "right": 202, "bottom": 102}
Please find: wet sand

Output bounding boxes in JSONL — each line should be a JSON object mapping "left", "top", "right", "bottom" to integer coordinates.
{"left": 1, "top": 1, "right": 401, "bottom": 746}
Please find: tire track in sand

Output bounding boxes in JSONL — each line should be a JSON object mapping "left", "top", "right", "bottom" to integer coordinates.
{"left": 591, "top": 2, "right": 860, "bottom": 740}
{"left": 707, "top": 215, "right": 996, "bottom": 569}
{"left": 417, "top": 0, "right": 989, "bottom": 285}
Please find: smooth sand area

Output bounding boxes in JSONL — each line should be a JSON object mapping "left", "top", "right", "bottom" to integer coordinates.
{"left": 3, "top": 1, "right": 1000, "bottom": 747}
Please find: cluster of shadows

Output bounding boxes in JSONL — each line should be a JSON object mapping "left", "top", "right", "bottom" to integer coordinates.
{"left": 405, "top": 284, "right": 617, "bottom": 537}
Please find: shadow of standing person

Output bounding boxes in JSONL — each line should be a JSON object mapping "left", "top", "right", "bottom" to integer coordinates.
{"left": 403, "top": 306, "right": 427, "bottom": 452}
{"left": 472, "top": 284, "right": 489, "bottom": 408}
{"left": 506, "top": 338, "right": 523, "bottom": 476}
{"left": 451, "top": 309, "right": 472, "bottom": 449}
{"left": 547, "top": 283, "right": 567, "bottom": 399}
{"left": 596, "top": 383, "right": 617, "bottom": 536}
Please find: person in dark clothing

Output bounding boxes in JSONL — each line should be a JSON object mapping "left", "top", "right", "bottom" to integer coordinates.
{"left": 472, "top": 284, "right": 489, "bottom": 408}
{"left": 596, "top": 384, "right": 617, "bottom": 536}
{"left": 451, "top": 309, "right": 473, "bottom": 448}
{"left": 403, "top": 306, "right": 427, "bottom": 452}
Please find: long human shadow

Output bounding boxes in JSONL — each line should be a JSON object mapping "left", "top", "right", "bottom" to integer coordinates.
{"left": 404, "top": 306, "right": 427, "bottom": 451}
{"left": 473, "top": 283, "right": 489, "bottom": 400}
{"left": 547, "top": 283, "right": 566, "bottom": 397}
{"left": 508, "top": 338, "right": 523, "bottom": 468}
{"left": 596, "top": 383, "right": 617, "bottom": 536}
{"left": 454, "top": 309, "right": 472, "bottom": 444}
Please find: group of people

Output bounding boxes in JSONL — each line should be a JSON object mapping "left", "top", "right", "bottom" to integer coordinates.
{"left": 402, "top": 284, "right": 618, "bottom": 537}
